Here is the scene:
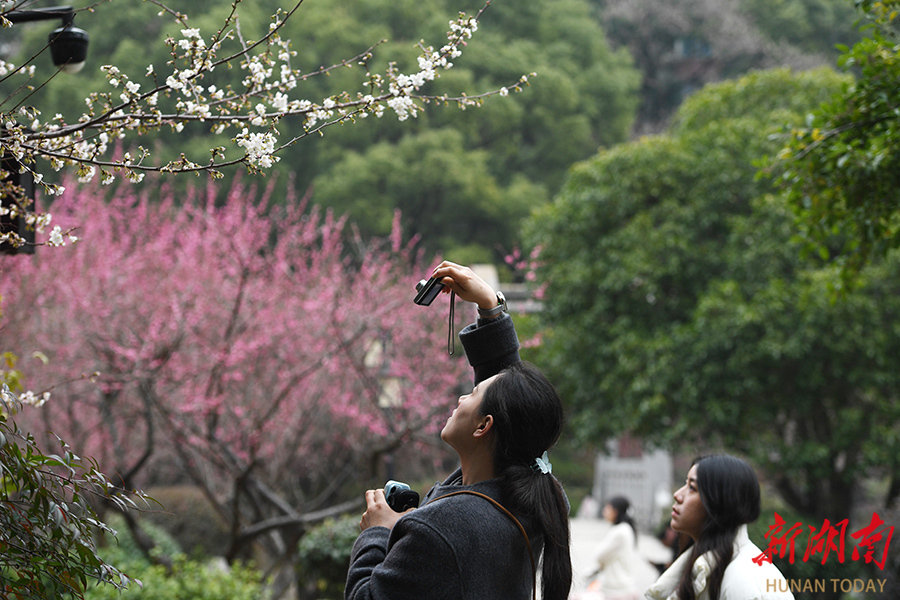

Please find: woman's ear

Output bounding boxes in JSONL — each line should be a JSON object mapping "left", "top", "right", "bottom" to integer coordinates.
{"left": 473, "top": 414, "right": 493, "bottom": 438}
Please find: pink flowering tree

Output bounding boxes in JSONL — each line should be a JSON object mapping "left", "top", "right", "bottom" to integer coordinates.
{"left": 0, "top": 176, "right": 470, "bottom": 596}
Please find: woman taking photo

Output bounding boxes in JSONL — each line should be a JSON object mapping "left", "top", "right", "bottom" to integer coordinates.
{"left": 645, "top": 454, "right": 793, "bottom": 600}
{"left": 345, "top": 262, "right": 572, "bottom": 600}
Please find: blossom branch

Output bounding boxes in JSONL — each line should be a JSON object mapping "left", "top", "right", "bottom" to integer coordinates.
{"left": 0, "top": 0, "right": 531, "bottom": 250}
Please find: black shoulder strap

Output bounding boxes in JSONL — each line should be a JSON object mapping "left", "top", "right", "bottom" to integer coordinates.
{"left": 432, "top": 490, "right": 537, "bottom": 600}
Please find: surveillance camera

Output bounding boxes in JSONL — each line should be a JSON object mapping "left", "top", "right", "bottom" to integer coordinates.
{"left": 49, "top": 25, "right": 89, "bottom": 73}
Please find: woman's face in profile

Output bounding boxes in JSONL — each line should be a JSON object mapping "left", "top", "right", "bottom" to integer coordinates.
{"left": 440, "top": 374, "right": 498, "bottom": 451}
{"left": 602, "top": 503, "right": 617, "bottom": 523}
{"left": 671, "top": 464, "right": 706, "bottom": 541}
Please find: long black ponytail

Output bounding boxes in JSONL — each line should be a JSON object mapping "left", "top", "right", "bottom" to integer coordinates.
{"left": 675, "top": 455, "right": 761, "bottom": 600}
{"left": 480, "top": 361, "right": 572, "bottom": 600}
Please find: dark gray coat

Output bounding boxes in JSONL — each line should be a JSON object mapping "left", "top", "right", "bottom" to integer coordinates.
{"left": 345, "top": 314, "right": 537, "bottom": 600}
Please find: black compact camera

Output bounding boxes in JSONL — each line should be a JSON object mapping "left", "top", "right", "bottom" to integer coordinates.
{"left": 384, "top": 480, "right": 420, "bottom": 512}
{"left": 413, "top": 273, "right": 455, "bottom": 355}
{"left": 414, "top": 276, "right": 445, "bottom": 306}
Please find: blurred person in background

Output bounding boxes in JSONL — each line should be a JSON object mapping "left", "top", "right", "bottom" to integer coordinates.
{"left": 574, "top": 495, "right": 640, "bottom": 600}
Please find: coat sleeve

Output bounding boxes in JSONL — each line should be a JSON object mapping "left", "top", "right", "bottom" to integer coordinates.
{"left": 345, "top": 516, "right": 464, "bottom": 600}
{"left": 458, "top": 313, "right": 520, "bottom": 385}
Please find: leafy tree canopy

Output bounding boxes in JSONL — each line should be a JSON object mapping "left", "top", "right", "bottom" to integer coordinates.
{"left": 526, "top": 66, "right": 900, "bottom": 524}
{"left": 765, "top": 0, "right": 900, "bottom": 283}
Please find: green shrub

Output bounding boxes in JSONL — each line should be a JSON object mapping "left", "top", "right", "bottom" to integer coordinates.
{"left": 84, "top": 513, "right": 263, "bottom": 600}
{"left": 297, "top": 515, "right": 359, "bottom": 599}
{"left": 83, "top": 554, "right": 263, "bottom": 600}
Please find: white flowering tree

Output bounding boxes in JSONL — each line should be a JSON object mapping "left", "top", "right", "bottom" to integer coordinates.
{"left": 0, "top": 0, "right": 529, "bottom": 251}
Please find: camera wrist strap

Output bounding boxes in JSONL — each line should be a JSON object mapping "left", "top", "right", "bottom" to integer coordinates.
{"left": 447, "top": 291, "right": 456, "bottom": 355}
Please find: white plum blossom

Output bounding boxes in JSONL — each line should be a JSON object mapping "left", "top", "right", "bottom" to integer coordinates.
{"left": 19, "top": 390, "right": 51, "bottom": 408}
{"left": 78, "top": 166, "right": 96, "bottom": 183}
{"left": 34, "top": 213, "right": 52, "bottom": 233}
{"left": 48, "top": 226, "right": 64, "bottom": 246}
{"left": 271, "top": 92, "right": 289, "bottom": 112}
{"left": 178, "top": 28, "right": 205, "bottom": 50}
{"left": 236, "top": 129, "right": 281, "bottom": 168}
{"left": 166, "top": 74, "right": 184, "bottom": 91}
{"left": 387, "top": 96, "right": 417, "bottom": 121}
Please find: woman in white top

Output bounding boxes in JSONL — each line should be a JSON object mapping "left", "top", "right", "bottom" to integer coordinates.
{"left": 645, "top": 455, "right": 793, "bottom": 600}
{"left": 579, "top": 496, "right": 640, "bottom": 600}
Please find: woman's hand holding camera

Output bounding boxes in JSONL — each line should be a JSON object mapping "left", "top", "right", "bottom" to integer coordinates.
{"left": 359, "top": 489, "right": 411, "bottom": 531}
{"left": 431, "top": 261, "right": 501, "bottom": 316}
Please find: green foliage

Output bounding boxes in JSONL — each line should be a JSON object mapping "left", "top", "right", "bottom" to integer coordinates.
{"left": 82, "top": 554, "right": 263, "bottom": 600}
{"left": 297, "top": 515, "right": 360, "bottom": 599}
{"left": 527, "top": 67, "right": 900, "bottom": 523}
{"left": 1, "top": 387, "right": 142, "bottom": 599}
{"left": 313, "top": 127, "right": 546, "bottom": 255}
{"left": 673, "top": 67, "right": 850, "bottom": 133}
{"left": 1, "top": 302, "right": 147, "bottom": 599}
{"left": 83, "top": 512, "right": 263, "bottom": 600}
{"left": 766, "top": 0, "right": 900, "bottom": 282}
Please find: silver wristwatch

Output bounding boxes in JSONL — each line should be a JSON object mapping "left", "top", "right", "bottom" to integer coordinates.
{"left": 477, "top": 291, "right": 508, "bottom": 318}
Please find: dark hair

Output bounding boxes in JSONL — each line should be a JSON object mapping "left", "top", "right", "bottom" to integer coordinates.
{"left": 479, "top": 361, "right": 572, "bottom": 600}
{"left": 675, "top": 454, "right": 761, "bottom": 600}
{"left": 607, "top": 495, "right": 638, "bottom": 542}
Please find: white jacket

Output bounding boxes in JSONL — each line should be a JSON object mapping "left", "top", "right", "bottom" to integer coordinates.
{"left": 589, "top": 522, "right": 639, "bottom": 595}
{"left": 644, "top": 525, "right": 794, "bottom": 600}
